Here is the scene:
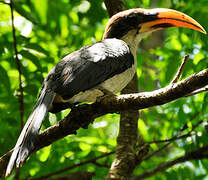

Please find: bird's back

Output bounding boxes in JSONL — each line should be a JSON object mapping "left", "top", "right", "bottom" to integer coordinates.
{"left": 48, "top": 38, "right": 135, "bottom": 106}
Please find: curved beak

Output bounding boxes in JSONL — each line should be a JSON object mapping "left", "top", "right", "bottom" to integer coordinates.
{"left": 140, "top": 8, "right": 206, "bottom": 34}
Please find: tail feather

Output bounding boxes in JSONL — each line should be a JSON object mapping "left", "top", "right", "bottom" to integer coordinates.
{"left": 6, "top": 88, "right": 55, "bottom": 177}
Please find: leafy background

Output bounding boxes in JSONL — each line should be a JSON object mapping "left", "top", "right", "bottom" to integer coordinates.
{"left": 0, "top": 0, "right": 208, "bottom": 179}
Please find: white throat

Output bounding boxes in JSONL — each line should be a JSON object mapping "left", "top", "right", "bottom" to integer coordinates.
{"left": 121, "top": 30, "right": 143, "bottom": 57}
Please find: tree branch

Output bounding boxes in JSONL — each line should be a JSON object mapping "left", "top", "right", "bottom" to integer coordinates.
{"left": 171, "top": 55, "right": 189, "bottom": 84}
{"left": 9, "top": 1, "right": 24, "bottom": 179}
{"left": 92, "top": 161, "right": 110, "bottom": 168}
{"left": 42, "top": 172, "right": 94, "bottom": 180}
{"left": 144, "top": 132, "right": 194, "bottom": 144}
{"left": 1, "top": 68, "right": 208, "bottom": 177}
{"left": 104, "top": 0, "right": 125, "bottom": 17}
{"left": 143, "top": 116, "right": 202, "bottom": 162}
{"left": 9, "top": 0, "right": 24, "bottom": 129}
{"left": 143, "top": 118, "right": 202, "bottom": 145}
{"left": 106, "top": 75, "right": 140, "bottom": 179}
{"left": 185, "top": 86, "right": 208, "bottom": 97}
{"left": 30, "top": 152, "right": 114, "bottom": 180}
{"left": 135, "top": 146, "right": 208, "bottom": 179}
{"left": 25, "top": 119, "right": 202, "bottom": 179}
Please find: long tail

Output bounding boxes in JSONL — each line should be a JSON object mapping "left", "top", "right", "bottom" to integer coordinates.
{"left": 6, "top": 87, "right": 55, "bottom": 177}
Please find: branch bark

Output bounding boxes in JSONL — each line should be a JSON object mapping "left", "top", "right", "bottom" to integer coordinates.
{"left": 104, "top": 0, "right": 125, "bottom": 17}
{"left": 171, "top": 55, "right": 189, "bottom": 84}
{"left": 185, "top": 86, "right": 208, "bottom": 97}
{"left": 1, "top": 68, "right": 208, "bottom": 177}
{"left": 106, "top": 75, "right": 140, "bottom": 179}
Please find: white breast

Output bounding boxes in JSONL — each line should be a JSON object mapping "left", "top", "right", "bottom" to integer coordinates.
{"left": 68, "top": 58, "right": 137, "bottom": 103}
{"left": 100, "top": 61, "right": 137, "bottom": 93}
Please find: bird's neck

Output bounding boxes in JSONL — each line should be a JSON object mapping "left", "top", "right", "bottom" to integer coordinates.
{"left": 120, "top": 30, "right": 142, "bottom": 61}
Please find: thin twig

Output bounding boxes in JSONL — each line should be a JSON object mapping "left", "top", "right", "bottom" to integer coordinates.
{"left": 144, "top": 119, "right": 203, "bottom": 145}
{"left": 143, "top": 141, "right": 171, "bottom": 161}
{"left": 192, "top": 120, "right": 204, "bottom": 130}
{"left": 30, "top": 151, "right": 114, "bottom": 180}
{"left": 185, "top": 86, "right": 208, "bottom": 97}
{"left": 144, "top": 133, "right": 194, "bottom": 144}
{"left": 14, "top": 168, "right": 20, "bottom": 180}
{"left": 171, "top": 55, "right": 189, "bottom": 84}
{"left": 136, "top": 144, "right": 150, "bottom": 164}
{"left": 92, "top": 161, "right": 110, "bottom": 168}
{"left": 9, "top": 0, "right": 24, "bottom": 129}
{"left": 143, "top": 117, "right": 202, "bottom": 161}
{"left": 136, "top": 146, "right": 208, "bottom": 179}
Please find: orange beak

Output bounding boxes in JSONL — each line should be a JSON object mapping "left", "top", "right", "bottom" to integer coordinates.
{"left": 139, "top": 8, "right": 206, "bottom": 34}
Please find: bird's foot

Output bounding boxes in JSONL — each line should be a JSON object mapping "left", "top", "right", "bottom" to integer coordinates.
{"left": 96, "top": 87, "right": 116, "bottom": 103}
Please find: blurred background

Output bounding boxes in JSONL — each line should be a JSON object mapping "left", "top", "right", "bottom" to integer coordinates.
{"left": 0, "top": 0, "right": 208, "bottom": 179}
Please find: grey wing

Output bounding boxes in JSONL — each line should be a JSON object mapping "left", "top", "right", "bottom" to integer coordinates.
{"left": 51, "top": 39, "right": 134, "bottom": 101}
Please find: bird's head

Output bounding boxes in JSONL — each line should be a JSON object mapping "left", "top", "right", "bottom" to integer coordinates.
{"left": 103, "top": 8, "right": 206, "bottom": 53}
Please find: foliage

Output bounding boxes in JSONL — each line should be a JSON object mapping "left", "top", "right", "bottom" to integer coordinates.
{"left": 0, "top": 0, "right": 208, "bottom": 179}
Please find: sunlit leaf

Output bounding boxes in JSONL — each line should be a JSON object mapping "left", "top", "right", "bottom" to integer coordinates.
{"left": 31, "top": 0, "right": 48, "bottom": 24}
{"left": 38, "top": 145, "right": 51, "bottom": 162}
{"left": 0, "top": 65, "right": 11, "bottom": 93}
{"left": 193, "top": 52, "right": 205, "bottom": 64}
{"left": 24, "top": 43, "right": 49, "bottom": 56}
{"left": 138, "top": 118, "right": 148, "bottom": 139}
{"left": 13, "top": 1, "right": 39, "bottom": 25}
{"left": 19, "top": 50, "right": 42, "bottom": 70}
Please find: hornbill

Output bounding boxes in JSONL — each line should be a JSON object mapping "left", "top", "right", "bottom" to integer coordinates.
{"left": 6, "top": 8, "right": 206, "bottom": 176}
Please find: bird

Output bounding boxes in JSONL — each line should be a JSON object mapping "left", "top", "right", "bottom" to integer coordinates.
{"left": 6, "top": 8, "right": 206, "bottom": 176}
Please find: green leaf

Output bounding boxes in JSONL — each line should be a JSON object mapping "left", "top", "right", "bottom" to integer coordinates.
{"left": 38, "top": 145, "right": 51, "bottom": 162}
{"left": 19, "top": 50, "right": 42, "bottom": 71}
{"left": 193, "top": 52, "right": 205, "bottom": 64}
{"left": 24, "top": 43, "right": 49, "bottom": 56}
{"left": 13, "top": 1, "right": 39, "bottom": 25}
{"left": 31, "top": 0, "right": 48, "bottom": 24}
{"left": 0, "top": 65, "right": 11, "bottom": 93}
{"left": 201, "top": 93, "right": 208, "bottom": 113}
